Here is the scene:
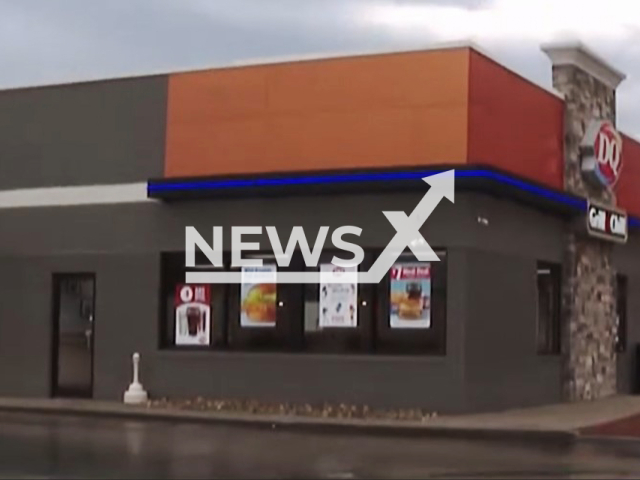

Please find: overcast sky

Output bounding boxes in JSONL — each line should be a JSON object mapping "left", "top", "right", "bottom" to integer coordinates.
{"left": 1, "top": 0, "right": 639, "bottom": 136}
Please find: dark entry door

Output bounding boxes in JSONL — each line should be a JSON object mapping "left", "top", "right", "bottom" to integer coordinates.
{"left": 52, "top": 274, "right": 96, "bottom": 398}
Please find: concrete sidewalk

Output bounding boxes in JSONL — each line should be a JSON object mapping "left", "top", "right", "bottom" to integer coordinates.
{"left": 1, "top": 395, "right": 640, "bottom": 443}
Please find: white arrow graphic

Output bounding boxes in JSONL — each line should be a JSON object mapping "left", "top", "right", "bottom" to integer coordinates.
{"left": 186, "top": 169, "right": 455, "bottom": 285}
{"left": 361, "top": 169, "right": 455, "bottom": 284}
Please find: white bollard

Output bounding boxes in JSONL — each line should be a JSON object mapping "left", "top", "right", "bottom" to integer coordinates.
{"left": 124, "top": 352, "right": 148, "bottom": 405}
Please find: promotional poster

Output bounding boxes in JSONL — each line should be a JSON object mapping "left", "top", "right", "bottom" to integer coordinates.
{"left": 175, "top": 284, "right": 211, "bottom": 345}
{"left": 241, "top": 265, "right": 277, "bottom": 327}
{"left": 319, "top": 264, "right": 358, "bottom": 328}
{"left": 389, "top": 263, "right": 431, "bottom": 329}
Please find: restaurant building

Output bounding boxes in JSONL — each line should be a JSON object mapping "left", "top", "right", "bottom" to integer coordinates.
{"left": 0, "top": 40, "right": 639, "bottom": 413}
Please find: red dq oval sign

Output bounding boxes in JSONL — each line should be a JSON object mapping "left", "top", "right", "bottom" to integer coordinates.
{"left": 581, "top": 120, "right": 623, "bottom": 188}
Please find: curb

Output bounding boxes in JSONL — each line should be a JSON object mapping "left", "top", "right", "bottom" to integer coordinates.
{"left": 0, "top": 400, "right": 577, "bottom": 444}
{"left": 577, "top": 434, "right": 640, "bottom": 448}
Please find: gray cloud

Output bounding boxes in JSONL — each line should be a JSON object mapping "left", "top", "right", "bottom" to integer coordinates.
{"left": 499, "top": 40, "right": 640, "bottom": 138}
{"left": 0, "top": 0, "right": 390, "bottom": 86}
{"left": 0, "top": 0, "right": 488, "bottom": 87}
{"left": 0, "top": 0, "right": 638, "bottom": 136}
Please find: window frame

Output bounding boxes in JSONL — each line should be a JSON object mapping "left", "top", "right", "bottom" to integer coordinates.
{"left": 373, "top": 249, "right": 448, "bottom": 356}
{"left": 299, "top": 250, "right": 375, "bottom": 354}
{"left": 159, "top": 251, "right": 229, "bottom": 350}
{"left": 158, "top": 248, "right": 449, "bottom": 356}
{"left": 225, "top": 251, "right": 300, "bottom": 352}
{"left": 535, "top": 261, "right": 562, "bottom": 356}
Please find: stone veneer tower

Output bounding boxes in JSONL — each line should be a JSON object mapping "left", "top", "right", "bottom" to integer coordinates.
{"left": 542, "top": 42, "right": 626, "bottom": 401}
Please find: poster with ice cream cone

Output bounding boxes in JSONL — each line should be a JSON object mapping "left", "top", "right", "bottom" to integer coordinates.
{"left": 319, "top": 263, "right": 358, "bottom": 328}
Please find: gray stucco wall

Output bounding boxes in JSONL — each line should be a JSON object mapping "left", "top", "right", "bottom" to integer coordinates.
{"left": 612, "top": 236, "right": 640, "bottom": 394}
{"left": 0, "top": 191, "right": 470, "bottom": 411}
{"left": 464, "top": 251, "right": 563, "bottom": 411}
{"left": 0, "top": 191, "right": 579, "bottom": 412}
{"left": 0, "top": 250, "right": 466, "bottom": 411}
{"left": 0, "top": 253, "right": 158, "bottom": 400}
{"left": 150, "top": 242, "right": 465, "bottom": 410}
{"left": 0, "top": 76, "right": 168, "bottom": 189}
{"left": 460, "top": 194, "right": 565, "bottom": 412}
{"left": 0, "top": 190, "right": 475, "bottom": 255}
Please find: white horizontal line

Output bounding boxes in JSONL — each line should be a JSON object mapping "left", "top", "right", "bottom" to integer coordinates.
{"left": 0, "top": 40, "right": 565, "bottom": 100}
{"left": 0, "top": 41, "right": 477, "bottom": 92}
{"left": 0, "top": 182, "right": 152, "bottom": 209}
{"left": 185, "top": 269, "right": 423, "bottom": 284}
{"left": 187, "top": 271, "right": 360, "bottom": 284}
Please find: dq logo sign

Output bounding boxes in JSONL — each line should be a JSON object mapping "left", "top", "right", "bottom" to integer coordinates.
{"left": 581, "top": 120, "right": 623, "bottom": 189}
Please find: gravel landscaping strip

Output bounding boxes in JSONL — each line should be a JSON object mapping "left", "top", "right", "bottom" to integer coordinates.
{"left": 147, "top": 397, "right": 438, "bottom": 422}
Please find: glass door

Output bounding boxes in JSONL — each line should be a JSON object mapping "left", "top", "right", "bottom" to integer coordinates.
{"left": 52, "top": 274, "right": 95, "bottom": 398}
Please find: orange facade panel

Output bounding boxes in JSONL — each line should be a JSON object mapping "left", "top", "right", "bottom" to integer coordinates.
{"left": 467, "top": 51, "right": 564, "bottom": 190}
{"left": 164, "top": 49, "right": 470, "bottom": 178}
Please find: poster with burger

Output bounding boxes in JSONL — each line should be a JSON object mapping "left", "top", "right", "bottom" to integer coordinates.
{"left": 175, "top": 284, "right": 211, "bottom": 345}
{"left": 389, "top": 263, "right": 431, "bottom": 329}
{"left": 240, "top": 265, "right": 277, "bottom": 327}
{"left": 319, "top": 263, "right": 358, "bottom": 328}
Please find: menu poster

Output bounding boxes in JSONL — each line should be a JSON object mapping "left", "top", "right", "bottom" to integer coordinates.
{"left": 389, "top": 263, "right": 431, "bottom": 329}
{"left": 175, "top": 284, "right": 211, "bottom": 346}
{"left": 319, "top": 264, "right": 358, "bottom": 328}
{"left": 240, "top": 265, "right": 277, "bottom": 328}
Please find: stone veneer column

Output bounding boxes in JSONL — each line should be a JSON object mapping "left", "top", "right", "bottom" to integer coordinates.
{"left": 542, "top": 42, "right": 626, "bottom": 401}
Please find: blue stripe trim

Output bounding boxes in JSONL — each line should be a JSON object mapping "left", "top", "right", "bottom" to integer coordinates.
{"left": 148, "top": 167, "right": 640, "bottom": 231}
{"left": 147, "top": 167, "right": 587, "bottom": 211}
{"left": 147, "top": 169, "right": 450, "bottom": 191}
{"left": 472, "top": 169, "right": 588, "bottom": 211}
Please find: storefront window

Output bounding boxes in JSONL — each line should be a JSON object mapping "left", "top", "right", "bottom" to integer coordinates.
{"left": 239, "top": 265, "right": 278, "bottom": 328}
{"left": 536, "top": 261, "right": 561, "bottom": 355}
{"left": 159, "top": 250, "right": 446, "bottom": 355}
{"left": 226, "top": 254, "right": 298, "bottom": 351}
{"left": 160, "top": 252, "right": 227, "bottom": 349}
{"left": 616, "top": 274, "right": 628, "bottom": 353}
{"left": 374, "top": 251, "right": 447, "bottom": 355}
{"left": 389, "top": 262, "right": 432, "bottom": 329}
{"left": 302, "top": 257, "right": 373, "bottom": 353}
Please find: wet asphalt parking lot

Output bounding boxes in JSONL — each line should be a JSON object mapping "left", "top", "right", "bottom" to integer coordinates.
{"left": 1, "top": 412, "right": 640, "bottom": 479}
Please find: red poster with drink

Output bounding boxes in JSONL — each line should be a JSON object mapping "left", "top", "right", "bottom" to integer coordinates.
{"left": 389, "top": 263, "right": 431, "bottom": 329}
{"left": 175, "top": 284, "right": 211, "bottom": 345}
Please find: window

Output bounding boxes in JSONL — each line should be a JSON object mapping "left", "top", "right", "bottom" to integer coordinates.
{"left": 536, "top": 261, "right": 561, "bottom": 355}
{"left": 301, "top": 252, "right": 374, "bottom": 353}
{"left": 160, "top": 252, "right": 227, "bottom": 349}
{"left": 159, "top": 249, "right": 448, "bottom": 356}
{"left": 616, "top": 274, "right": 628, "bottom": 353}
{"left": 374, "top": 251, "right": 447, "bottom": 355}
{"left": 226, "top": 253, "right": 299, "bottom": 351}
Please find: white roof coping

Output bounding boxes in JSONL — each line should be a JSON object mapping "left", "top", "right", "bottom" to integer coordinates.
{"left": 0, "top": 41, "right": 477, "bottom": 92}
{"left": 0, "top": 40, "right": 562, "bottom": 99}
{"left": 541, "top": 41, "right": 626, "bottom": 89}
{"left": 225, "top": 40, "right": 481, "bottom": 68}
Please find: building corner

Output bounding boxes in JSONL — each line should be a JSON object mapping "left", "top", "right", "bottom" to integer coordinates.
{"left": 542, "top": 41, "right": 625, "bottom": 402}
